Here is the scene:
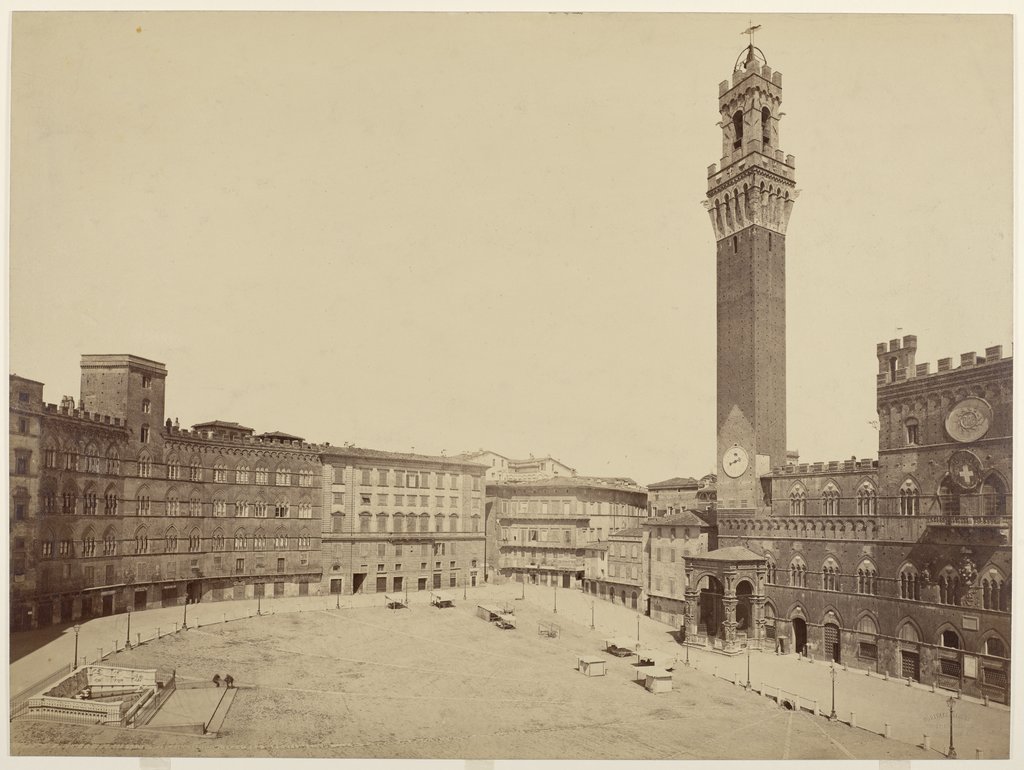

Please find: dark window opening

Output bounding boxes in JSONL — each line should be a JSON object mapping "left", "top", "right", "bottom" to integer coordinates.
{"left": 732, "top": 111, "right": 743, "bottom": 150}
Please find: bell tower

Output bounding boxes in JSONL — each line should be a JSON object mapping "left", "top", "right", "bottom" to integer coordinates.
{"left": 705, "top": 42, "right": 797, "bottom": 513}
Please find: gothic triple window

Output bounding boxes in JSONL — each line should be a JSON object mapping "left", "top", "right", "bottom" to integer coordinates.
{"left": 856, "top": 559, "right": 877, "bottom": 595}
{"left": 821, "top": 557, "right": 840, "bottom": 591}
{"left": 856, "top": 481, "right": 877, "bottom": 516}
{"left": 789, "top": 485, "right": 806, "bottom": 516}
{"left": 821, "top": 483, "right": 840, "bottom": 516}
{"left": 789, "top": 556, "right": 807, "bottom": 587}
{"left": 899, "top": 564, "right": 920, "bottom": 600}
{"left": 899, "top": 479, "right": 920, "bottom": 516}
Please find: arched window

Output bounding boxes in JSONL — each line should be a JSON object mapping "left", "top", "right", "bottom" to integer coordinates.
{"left": 84, "top": 443, "right": 101, "bottom": 473}
{"left": 189, "top": 458, "right": 203, "bottom": 482}
{"left": 939, "top": 628, "right": 961, "bottom": 649}
{"left": 983, "top": 636, "right": 1006, "bottom": 658}
{"left": 732, "top": 110, "right": 744, "bottom": 149}
{"left": 81, "top": 528, "right": 96, "bottom": 557}
{"left": 234, "top": 530, "right": 247, "bottom": 550}
{"left": 789, "top": 485, "right": 806, "bottom": 516}
{"left": 435, "top": 514, "right": 445, "bottom": 532}
{"left": 393, "top": 513, "right": 404, "bottom": 533}
{"left": 213, "top": 460, "right": 227, "bottom": 483}
{"left": 821, "top": 482, "right": 840, "bottom": 516}
{"left": 471, "top": 514, "right": 481, "bottom": 533}
{"left": 189, "top": 493, "right": 202, "bottom": 517}
{"left": 274, "top": 530, "right": 288, "bottom": 550}
{"left": 104, "top": 485, "right": 118, "bottom": 515}
{"left": 938, "top": 476, "right": 960, "bottom": 516}
{"left": 274, "top": 500, "right": 289, "bottom": 519}
{"left": 821, "top": 556, "right": 840, "bottom": 591}
{"left": 377, "top": 512, "right": 389, "bottom": 533}
{"left": 235, "top": 499, "right": 249, "bottom": 517}
{"left": 61, "top": 481, "right": 78, "bottom": 515}
{"left": 165, "top": 528, "right": 178, "bottom": 553}
{"left": 856, "top": 559, "right": 877, "bottom": 595}
{"left": 253, "top": 500, "right": 268, "bottom": 518}
{"left": 359, "top": 512, "right": 371, "bottom": 533}
{"left": 937, "top": 567, "right": 961, "bottom": 606}
{"left": 899, "top": 563, "right": 920, "bottom": 600}
{"left": 137, "top": 452, "right": 152, "bottom": 479}
{"left": 166, "top": 489, "right": 181, "bottom": 517}
{"left": 450, "top": 513, "right": 459, "bottom": 533}
{"left": 212, "top": 529, "right": 225, "bottom": 551}
{"left": 167, "top": 456, "right": 182, "bottom": 480}
{"left": 419, "top": 513, "right": 429, "bottom": 533}
{"left": 253, "top": 531, "right": 266, "bottom": 551}
{"left": 82, "top": 485, "right": 98, "bottom": 515}
{"left": 897, "top": 620, "right": 920, "bottom": 643}
{"left": 40, "top": 528, "right": 55, "bottom": 558}
{"left": 761, "top": 106, "right": 771, "bottom": 147}
{"left": 789, "top": 556, "right": 807, "bottom": 588}
{"left": 980, "top": 568, "right": 1009, "bottom": 612}
{"left": 213, "top": 498, "right": 227, "bottom": 517}
{"left": 899, "top": 479, "right": 919, "bottom": 516}
{"left": 255, "top": 465, "right": 269, "bottom": 485}
{"left": 134, "top": 528, "right": 149, "bottom": 554}
{"left": 105, "top": 446, "right": 120, "bottom": 475}
{"left": 103, "top": 528, "right": 117, "bottom": 556}
{"left": 981, "top": 474, "right": 1007, "bottom": 517}
{"left": 136, "top": 488, "right": 152, "bottom": 516}
{"left": 764, "top": 555, "right": 776, "bottom": 584}
{"left": 236, "top": 465, "right": 250, "bottom": 484}
{"left": 188, "top": 529, "right": 201, "bottom": 552}
{"left": 275, "top": 466, "right": 292, "bottom": 487}
{"left": 856, "top": 614, "right": 878, "bottom": 635}
{"left": 856, "top": 481, "right": 877, "bottom": 516}
{"left": 904, "top": 417, "right": 920, "bottom": 446}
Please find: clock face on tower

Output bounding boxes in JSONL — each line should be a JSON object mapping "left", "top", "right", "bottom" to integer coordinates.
{"left": 723, "top": 445, "right": 749, "bottom": 478}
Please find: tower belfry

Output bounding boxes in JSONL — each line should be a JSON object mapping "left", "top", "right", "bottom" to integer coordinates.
{"left": 705, "top": 41, "right": 798, "bottom": 512}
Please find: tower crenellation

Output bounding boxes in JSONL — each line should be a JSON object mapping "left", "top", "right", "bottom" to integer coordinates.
{"left": 875, "top": 335, "right": 1008, "bottom": 387}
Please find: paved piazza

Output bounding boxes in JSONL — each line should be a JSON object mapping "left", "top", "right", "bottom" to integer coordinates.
{"left": 9, "top": 585, "right": 988, "bottom": 760}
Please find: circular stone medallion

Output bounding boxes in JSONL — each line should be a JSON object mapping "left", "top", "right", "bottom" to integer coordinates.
{"left": 944, "top": 397, "right": 992, "bottom": 443}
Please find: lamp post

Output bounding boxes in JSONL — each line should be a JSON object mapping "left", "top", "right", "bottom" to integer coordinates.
{"left": 125, "top": 607, "right": 131, "bottom": 647}
{"left": 257, "top": 592, "right": 262, "bottom": 616}
{"left": 73, "top": 624, "right": 81, "bottom": 669}
{"left": 829, "top": 662, "right": 838, "bottom": 721}
{"left": 590, "top": 601, "right": 595, "bottom": 630}
{"left": 182, "top": 598, "right": 188, "bottom": 630}
{"left": 685, "top": 641, "right": 690, "bottom": 667}
{"left": 336, "top": 588, "right": 341, "bottom": 609}
{"left": 553, "top": 580, "right": 557, "bottom": 614}
{"left": 946, "top": 696, "right": 957, "bottom": 759}
{"left": 463, "top": 573, "right": 467, "bottom": 600}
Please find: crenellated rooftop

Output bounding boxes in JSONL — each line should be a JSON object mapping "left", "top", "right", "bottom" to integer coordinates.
{"left": 876, "top": 334, "right": 1009, "bottom": 388}
{"left": 163, "top": 424, "right": 326, "bottom": 452}
{"left": 44, "top": 402, "right": 128, "bottom": 430}
{"left": 772, "top": 457, "right": 878, "bottom": 476}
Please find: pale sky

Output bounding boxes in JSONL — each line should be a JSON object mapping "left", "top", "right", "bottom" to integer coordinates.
{"left": 9, "top": 12, "right": 1013, "bottom": 485}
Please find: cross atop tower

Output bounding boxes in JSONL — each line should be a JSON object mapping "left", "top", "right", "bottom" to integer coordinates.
{"left": 742, "top": 22, "right": 761, "bottom": 48}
